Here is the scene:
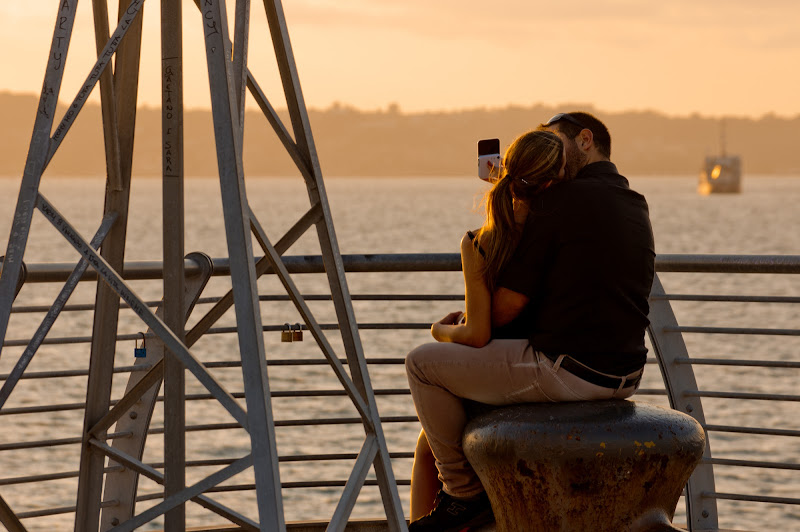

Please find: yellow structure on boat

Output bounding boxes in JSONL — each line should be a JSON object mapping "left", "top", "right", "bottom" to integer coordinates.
{"left": 698, "top": 155, "right": 741, "bottom": 194}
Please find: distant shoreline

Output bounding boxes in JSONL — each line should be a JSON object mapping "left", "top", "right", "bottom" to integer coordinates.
{"left": 3, "top": 91, "right": 800, "bottom": 177}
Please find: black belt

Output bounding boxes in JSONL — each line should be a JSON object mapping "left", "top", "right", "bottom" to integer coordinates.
{"left": 542, "top": 352, "right": 642, "bottom": 390}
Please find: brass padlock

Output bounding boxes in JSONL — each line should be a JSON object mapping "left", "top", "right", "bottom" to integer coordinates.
{"left": 292, "top": 323, "right": 303, "bottom": 342}
{"left": 281, "top": 323, "right": 293, "bottom": 343}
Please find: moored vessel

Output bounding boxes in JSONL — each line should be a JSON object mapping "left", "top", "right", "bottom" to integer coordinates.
{"left": 698, "top": 121, "right": 741, "bottom": 194}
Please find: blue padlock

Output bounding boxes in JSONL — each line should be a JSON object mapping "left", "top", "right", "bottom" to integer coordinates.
{"left": 134, "top": 332, "right": 147, "bottom": 358}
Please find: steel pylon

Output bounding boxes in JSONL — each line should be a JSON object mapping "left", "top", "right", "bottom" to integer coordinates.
{"left": 0, "top": 0, "right": 407, "bottom": 530}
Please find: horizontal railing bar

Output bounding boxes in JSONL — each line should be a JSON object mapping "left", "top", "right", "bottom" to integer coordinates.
{"left": 10, "top": 321, "right": 799, "bottom": 349}
{"left": 0, "top": 466, "right": 124, "bottom": 486}
{"left": 705, "top": 425, "right": 800, "bottom": 437}
{"left": 10, "top": 300, "right": 163, "bottom": 314}
{"left": 149, "top": 416, "right": 418, "bottom": 435}
{"left": 20, "top": 254, "right": 463, "bottom": 283}
{"left": 134, "top": 478, "right": 415, "bottom": 504}
{"left": 0, "top": 364, "right": 152, "bottom": 381}
{"left": 204, "top": 357, "right": 407, "bottom": 368}
{"left": 1, "top": 387, "right": 669, "bottom": 416}
{"left": 15, "top": 500, "right": 117, "bottom": 520}
{"left": 279, "top": 452, "right": 415, "bottom": 462}
{"left": 0, "top": 358, "right": 405, "bottom": 382}
{"left": 8, "top": 293, "right": 466, "bottom": 314}
{"left": 14, "top": 290, "right": 798, "bottom": 315}
{"left": 653, "top": 294, "right": 800, "bottom": 303}
{"left": 0, "top": 452, "right": 418, "bottom": 486}
{"left": 2, "top": 322, "right": 432, "bottom": 347}
{"left": 0, "top": 401, "right": 91, "bottom": 415}
{"left": 655, "top": 254, "right": 800, "bottom": 274}
{"left": 143, "top": 452, "right": 416, "bottom": 469}
{"left": 703, "top": 492, "right": 800, "bottom": 505}
{"left": 674, "top": 357, "right": 800, "bottom": 369}
{"left": 664, "top": 326, "right": 800, "bottom": 336}
{"left": 183, "top": 389, "right": 410, "bottom": 401}
{"left": 704, "top": 457, "right": 800, "bottom": 470}
{"left": 2, "top": 332, "right": 154, "bottom": 348}
{"left": 17, "top": 253, "right": 800, "bottom": 284}
{"left": 0, "top": 354, "right": 657, "bottom": 381}
{"left": 0, "top": 431, "right": 132, "bottom": 452}
{"left": 205, "top": 323, "right": 432, "bottom": 336}
{"left": 684, "top": 391, "right": 800, "bottom": 401}
{"left": 0, "top": 388, "right": 412, "bottom": 415}
{"left": 253, "top": 294, "right": 464, "bottom": 302}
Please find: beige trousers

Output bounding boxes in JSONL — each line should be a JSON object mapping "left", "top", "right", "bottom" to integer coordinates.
{"left": 405, "top": 339, "right": 641, "bottom": 498}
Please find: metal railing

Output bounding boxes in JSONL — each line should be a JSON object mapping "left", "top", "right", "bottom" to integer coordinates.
{"left": 1, "top": 253, "right": 799, "bottom": 531}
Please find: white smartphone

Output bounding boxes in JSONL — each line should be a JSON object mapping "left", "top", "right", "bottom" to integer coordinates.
{"left": 478, "top": 138, "right": 501, "bottom": 182}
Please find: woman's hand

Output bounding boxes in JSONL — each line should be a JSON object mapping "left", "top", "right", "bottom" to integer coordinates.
{"left": 430, "top": 311, "right": 464, "bottom": 342}
{"left": 438, "top": 311, "right": 464, "bottom": 325}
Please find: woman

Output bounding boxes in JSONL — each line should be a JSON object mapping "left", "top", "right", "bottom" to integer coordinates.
{"left": 405, "top": 129, "right": 605, "bottom": 531}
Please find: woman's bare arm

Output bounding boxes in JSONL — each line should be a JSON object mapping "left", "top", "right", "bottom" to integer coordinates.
{"left": 430, "top": 234, "right": 492, "bottom": 347}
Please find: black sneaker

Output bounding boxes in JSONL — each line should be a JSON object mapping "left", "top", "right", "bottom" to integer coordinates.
{"left": 409, "top": 489, "right": 494, "bottom": 532}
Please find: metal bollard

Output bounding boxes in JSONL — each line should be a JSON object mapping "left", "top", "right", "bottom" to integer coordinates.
{"left": 463, "top": 400, "right": 705, "bottom": 532}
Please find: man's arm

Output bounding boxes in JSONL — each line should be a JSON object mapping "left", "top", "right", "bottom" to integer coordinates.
{"left": 492, "top": 287, "right": 529, "bottom": 328}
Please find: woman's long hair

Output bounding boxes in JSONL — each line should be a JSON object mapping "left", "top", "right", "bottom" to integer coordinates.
{"left": 476, "top": 130, "right": 565, "bottom": 290}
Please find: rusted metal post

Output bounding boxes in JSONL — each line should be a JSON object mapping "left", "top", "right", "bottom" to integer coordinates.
{"left": 463, "top": 400, "right": 705, "bottom": 532}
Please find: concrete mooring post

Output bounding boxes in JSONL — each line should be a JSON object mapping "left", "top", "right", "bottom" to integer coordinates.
{"left": 463, "top": 400, "right": 705, "bottom": 532}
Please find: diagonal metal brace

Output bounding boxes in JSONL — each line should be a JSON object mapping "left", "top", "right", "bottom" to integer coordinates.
{"left": 0, "top": 212, "right": 118, "bottom": 411}
{"left": 46, "top": 0, "right": 147, "bottom": 167}
{"left": 34, "top": 192, "right": 249, "bottom": 430}
{"left": 249, "top": 210, "right": 372, "bottom": 426}
{"left": 186, "top": 201, "right": 322, "bottom": 346}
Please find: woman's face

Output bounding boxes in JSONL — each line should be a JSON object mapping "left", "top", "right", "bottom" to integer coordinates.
{"left": 558, "top": 146, "right": 567, "bottom": 179}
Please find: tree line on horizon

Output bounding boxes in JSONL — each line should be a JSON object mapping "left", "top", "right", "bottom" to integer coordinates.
{"left": 2, "top": 91, "right": 799, "bottom": 178}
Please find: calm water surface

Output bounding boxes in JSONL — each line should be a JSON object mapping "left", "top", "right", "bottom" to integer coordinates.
{"left": 1, "top": 175, "right": 799, "bottom": 530}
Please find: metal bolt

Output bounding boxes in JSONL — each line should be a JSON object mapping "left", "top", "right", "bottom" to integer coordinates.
{"left": 686, "top": 404, "right": 693, "bottom": 413}
{"left": 702, "top": 510, "right": 709, "bottom": 518}
{"left": 129, "top": 411, "right": 138, "bottom": 419}
{"left": 111, "top": 517, "right": 120, "bottom": 525}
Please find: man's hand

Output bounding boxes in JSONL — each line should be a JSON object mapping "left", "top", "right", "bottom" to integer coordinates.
{"left": 492, "top": 287, "right": 529, "bottom": 327}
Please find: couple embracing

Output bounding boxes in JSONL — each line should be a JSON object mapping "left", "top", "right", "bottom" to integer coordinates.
{"left": 406, "top": 112, "right": 656, "bottom": 531}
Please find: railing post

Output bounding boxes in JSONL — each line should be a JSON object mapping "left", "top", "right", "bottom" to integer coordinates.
{"left": 648, "top": 273, "right": 718, "bottom": 530}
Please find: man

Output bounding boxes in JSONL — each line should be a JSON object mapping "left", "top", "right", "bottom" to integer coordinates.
{"left": 408, "top": 112, "right": 655, "bottom": 531}
{"left": 494, "top": 111, "right": 655, "bottom": 378}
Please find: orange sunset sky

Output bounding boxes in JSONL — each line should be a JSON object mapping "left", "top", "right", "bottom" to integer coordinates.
{"left": 0, "top": 1, "right": 799, "bottom": 118}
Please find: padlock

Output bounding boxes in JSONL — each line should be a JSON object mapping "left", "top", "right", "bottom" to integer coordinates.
{"left": 292, "top": 323, "right": 303, "bottom": 342}
{"left": 281, "top": 323, "right": 293, "bottom": 343}
{"left": 134, "top": 332, "right": 147, "bottom": 358}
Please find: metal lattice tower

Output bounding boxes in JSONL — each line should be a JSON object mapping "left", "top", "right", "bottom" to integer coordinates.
{"left": 0, "top": 0, "right": 407, "bottom": 530}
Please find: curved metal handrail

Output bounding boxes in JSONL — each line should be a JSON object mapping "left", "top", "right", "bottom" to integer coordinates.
{"left": 648, "top": 274, "right": 717, "bottom": 530}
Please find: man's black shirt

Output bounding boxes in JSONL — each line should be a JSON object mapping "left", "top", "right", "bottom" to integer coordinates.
{"left": 496, "top": 161, "right": 655, "bottom": 375}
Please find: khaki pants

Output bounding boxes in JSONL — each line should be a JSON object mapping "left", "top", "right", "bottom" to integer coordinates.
{"left": 405, "top": 339, "right": 641, "bottom": 498}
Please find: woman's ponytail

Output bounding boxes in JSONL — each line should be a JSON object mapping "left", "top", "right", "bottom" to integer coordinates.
{"left": 474, "top": 130, "right": 565, "bottom": 291}
{"left": 476, "top": 173, "right": 520, "bottom": 292}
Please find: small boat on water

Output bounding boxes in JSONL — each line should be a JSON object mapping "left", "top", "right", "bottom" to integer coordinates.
{"left": 698, "top": 154, "right": 742, "bottom": 194}
{"left": 698, "top": 121, "right": 742, "bottom": 194}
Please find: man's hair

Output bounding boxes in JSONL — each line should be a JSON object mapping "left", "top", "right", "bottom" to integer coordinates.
{"left": 541, "top": 112, "right": 611, "bottom": 158}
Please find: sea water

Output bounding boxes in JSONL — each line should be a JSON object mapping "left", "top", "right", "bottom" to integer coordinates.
{"left": 1, "top": 175, "right": 799, "bottom": 530}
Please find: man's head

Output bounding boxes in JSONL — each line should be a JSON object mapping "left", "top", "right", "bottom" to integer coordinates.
{"left": 538, "top": 112, "right": 611, "bottom": 179}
